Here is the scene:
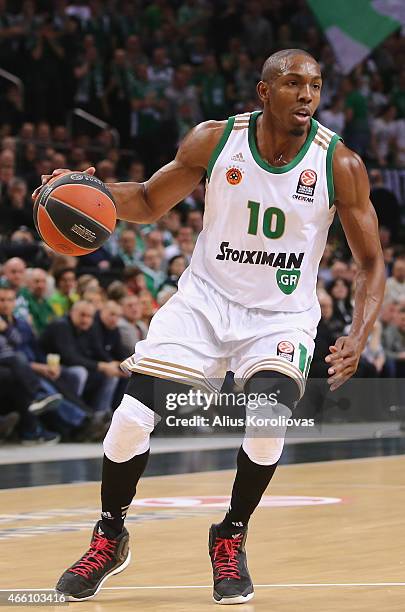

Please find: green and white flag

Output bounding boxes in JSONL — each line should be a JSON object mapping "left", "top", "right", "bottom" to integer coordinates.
{"left": 307, "top": 0, "right": 405, "bottom": 74}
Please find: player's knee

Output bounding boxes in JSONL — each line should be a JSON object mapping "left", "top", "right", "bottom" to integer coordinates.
{"left": 243, "top": 398, "right": 289, "bottom": 464}
{"left": 242, "top": 370, "right": 295, "bottom": 465}
{"left": 245, "top": 370, "right": 300, "bottom": 410}
{"left": 103, "top": 394, "right": 156, "bottom": 463}
{"left": 242, "top": 436, "right": 285, "bottom": 465}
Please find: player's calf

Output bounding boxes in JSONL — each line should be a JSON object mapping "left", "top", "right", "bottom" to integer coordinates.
{"left": 210, "top": 371, "right": 299, "bottom": 603}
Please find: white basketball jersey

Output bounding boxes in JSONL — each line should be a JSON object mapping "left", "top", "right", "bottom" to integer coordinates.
{"left": 190, "top": 110, "right": 341, "bottom": 312}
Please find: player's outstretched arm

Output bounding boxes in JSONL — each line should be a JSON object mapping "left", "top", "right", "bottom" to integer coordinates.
{"left": 109, "top": 121, "right": 224, "bottom": 222}
{"left": 32, "top": 121, "right": 225, "bottom": 223}
{"left": 325, "top": 143, "right": 386, "bottom": 390}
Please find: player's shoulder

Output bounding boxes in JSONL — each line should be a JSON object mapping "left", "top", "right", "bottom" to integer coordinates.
{"left": 332, "top": 142, "right": 369, "bottom": 206}
{"left": 176, "top": 119, "right": 229, "bottom": 170}
{"left": 332, "top": 141, "right": 368, "bottom": 181}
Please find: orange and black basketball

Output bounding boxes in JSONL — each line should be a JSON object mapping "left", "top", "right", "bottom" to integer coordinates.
{"left": 33, "top": 172, "right": 116, "bottom": 256}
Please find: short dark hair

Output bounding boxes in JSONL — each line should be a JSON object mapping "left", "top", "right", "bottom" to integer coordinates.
{"left": 54, "top": 267, "right": 76, "bottom": 286}
{"left": 261, "top": 48, "right": 318, "bottom": 82}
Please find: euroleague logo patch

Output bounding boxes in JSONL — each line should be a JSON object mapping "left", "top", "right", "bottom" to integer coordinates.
{"left": 296, "top": 169, "right": 317, "bottom": 197}
{"left": 226, "top": 166, "right": 243, "bottom": 185}
{"left": 277, "top": 340, "right": 295, "bottom": 362}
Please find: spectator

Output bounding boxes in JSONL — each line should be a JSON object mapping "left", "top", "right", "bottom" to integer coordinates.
{"left": 186, "top": 209, "right": 203, "bottom": 235}
{"left": 319, "top": 95, "right": 345, "bottom": 136}
{"left": 362, "top": 320, "right": 386, "bottom": 375}
{"left": 118, "top": 294, "right": 147, "bottom": 357}
{"left": 327, "top": 278, "right": 353, "bottom": 335}
{"left": 147, "top": 47, "right": 174, "bottom": 91}
{"left": 197, "top": 55, "right": 227, "bottom": 120}
{"left": 82, "top": 286, "right": 106, "bottom": 311}
{"left": 138, "top": 248, "right": 165, "bottom": 297}
{"left": 164, "top": 226, "right": 195, "bottom": 262}
{"left": 120, "top": 267, "right": 142, "bottom": 295}
{"left": 93, "top": 301, "right": 127, "bottom": 359}
{"left": 144, "top": 229, "right": 166, "bottom": 259}
{"left": 309, "top": 291, "right": 337, "bottom": 378}
{"left": 49, "top": 267, "right": 79, "bottom": 316}
{"left": 391, "top": 69, "right": 405, "bottom": 118}
{"left": 0, "top": 284, "right": 61, "bottom": 444}
{"left": 329, "top": 260, "right": 349, "bottom": 282}
{"left": 73, "top": 34, "right": 106, "bottom": 117}
{"left": 40, "top": 300, "right": 121, "bottom": 413}
{"left": 242, "top": 1, "right": 273, "bottom": 58}
{"left": 343, "top": 76, "right": 370, "bottom": 158}
{"left": 318, "top": 243, "right": 334, "bottom": 286}
{"left": 369, "top": 169, "right": 401, "bottom": 242}
{"left": 105, "top": 48, "right": 135, "bottom": 145}
{"left": 382, "top": 306, "right": 405, "bottom": 379}
{"left": 165, "top": 66, "right": 202, "bottom": 126}
{"left": 117, "top": 228, "right": 139, "bottom": 267}
{"left": 93, "top": 300, "right": 128, "bottom": 407}
{"left": 77, "top": 274, "right": 100, "bottom": 297}
{"left": 19, "top": 268, "right": 54, "bottom": 335}
{"left": 107, "top": 280, "right": 128, "bottom": 302}
{"left": 371, "top": 104, "right": 397, "bottom": 166}
{"left": 1, "top": 178, "right": 34, "bottom": 233}
{"left": 138, "top": 290, "right": 158, "bottom": 327}
{"left": 385, "top": 257, "right": 405, "bottom": 304}
{"left": 0, "top": 281, "right": 109, "bottom": 441}
{"left": 1, "top": 257, "right": 30, "bottom": 320}
{"left": 158, "top": 254, "right": 187, "bottom": 294}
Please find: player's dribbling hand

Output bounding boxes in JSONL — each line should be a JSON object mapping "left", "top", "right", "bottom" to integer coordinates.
{"left": 325, "top": 335, "right": 361, "bottom": 391}
{"left": 31, "top": 166, "right": 96, "bottom": 200}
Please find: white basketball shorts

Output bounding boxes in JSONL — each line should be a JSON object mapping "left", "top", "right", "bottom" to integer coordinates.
{"left": 121, "top": 268, "right": 320, "bottom": 398}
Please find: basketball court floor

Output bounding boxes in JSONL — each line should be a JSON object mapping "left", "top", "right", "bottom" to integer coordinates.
{"left": 1, "top": 433, "right": 405, "bottom": 611}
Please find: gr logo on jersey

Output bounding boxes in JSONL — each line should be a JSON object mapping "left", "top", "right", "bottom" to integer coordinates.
{"left": 226, "top": 166, "right": 243, "bottom": 185}
{"left": 276, "top": 269, "right": 301, "bottom": 294}
{"left": 296, "top": 169, "right": 317, "bottom": 197}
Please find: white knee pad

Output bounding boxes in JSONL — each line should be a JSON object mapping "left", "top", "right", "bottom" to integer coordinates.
{"left": 242, "top": 399, "right": 291, "bottom": 465}
{"left": 103, "top": 394, "right": 156, "bottom": 463}
{"left": 242, "top": 436, "right": 285, "bottom": 465}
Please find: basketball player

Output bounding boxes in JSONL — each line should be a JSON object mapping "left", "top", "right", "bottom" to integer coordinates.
{"left": 35, "top": 50, "right": 385, "bottom": 604}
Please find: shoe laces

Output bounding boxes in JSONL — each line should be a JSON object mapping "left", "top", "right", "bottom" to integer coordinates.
{"left": 212, "top": 534, "right": 243, "bottom": 580}
{"left": 68, "top": 532, "right": 117, "bottom": 579}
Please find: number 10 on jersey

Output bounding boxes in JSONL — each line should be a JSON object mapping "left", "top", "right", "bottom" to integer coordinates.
{"left": 247, "top": 200, "right": 285, "bottom": 239}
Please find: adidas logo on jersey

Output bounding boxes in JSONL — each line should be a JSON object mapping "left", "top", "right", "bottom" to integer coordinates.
{"left": 231, "top": 152, "right": 245, "bottom": 162}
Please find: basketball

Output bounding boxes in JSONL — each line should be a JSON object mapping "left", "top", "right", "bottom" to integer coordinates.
{"left": 33, "top": 172, "right": 116, "bottom": 256}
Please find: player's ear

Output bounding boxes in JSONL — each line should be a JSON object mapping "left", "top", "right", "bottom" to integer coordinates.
{"left": 257, "top": 81, "right": 269, "bottom": 104}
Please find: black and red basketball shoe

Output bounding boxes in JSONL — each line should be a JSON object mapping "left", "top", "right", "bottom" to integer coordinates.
{"left": 55, "top": 520, "right": 130, "bottom": 600}
{"left": 209, "top": 523, "right": 254, "bottom": 604}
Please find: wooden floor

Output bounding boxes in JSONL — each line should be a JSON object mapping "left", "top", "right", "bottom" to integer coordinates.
{"left": 1, "top": 455, "right": 405, "bottom": 611}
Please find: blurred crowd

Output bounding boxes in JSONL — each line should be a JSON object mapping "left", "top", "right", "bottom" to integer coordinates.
{"left": 0, "top": 0, "right": 404, "bottom": 444}
{"left": 1, "top": 0, "right": 405, "bottom": 168}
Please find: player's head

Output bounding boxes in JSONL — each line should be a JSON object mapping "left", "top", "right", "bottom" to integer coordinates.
{"left": 257, "top": 49, "right": 322, "bottom": 136}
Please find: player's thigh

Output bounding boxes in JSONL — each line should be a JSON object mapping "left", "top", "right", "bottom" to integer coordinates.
{"left": 232, "top": 328, "right": 314, "bottom": 400}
